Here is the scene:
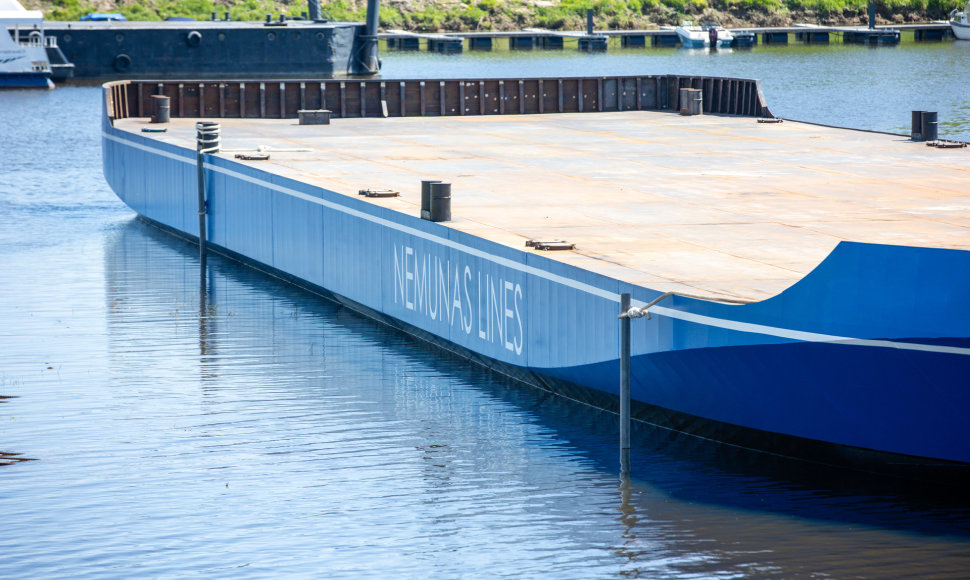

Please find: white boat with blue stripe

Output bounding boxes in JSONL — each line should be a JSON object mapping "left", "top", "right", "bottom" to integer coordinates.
{"left": 0, "top": 0, "right": 53, "bottom": 88}
{"left": 951, "top": 2, "right": 970, "bottom": 40}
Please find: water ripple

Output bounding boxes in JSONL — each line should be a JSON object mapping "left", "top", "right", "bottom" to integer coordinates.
{"left": 2, "top": 77, "right": 969, "bottom": 578}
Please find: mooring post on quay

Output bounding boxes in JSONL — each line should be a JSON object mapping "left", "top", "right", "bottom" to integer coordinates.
{"left": 195, "top": 122, "right": 221, "bottom": 269}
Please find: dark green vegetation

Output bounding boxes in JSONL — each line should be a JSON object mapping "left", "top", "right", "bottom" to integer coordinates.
{"left": 24, "top": 0, "right": 960, "bottom": 29}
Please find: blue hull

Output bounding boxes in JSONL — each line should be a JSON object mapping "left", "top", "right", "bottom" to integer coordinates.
{"left": 0, "top": 73, "right": 54, "bottom": 89}
{"left": 678, "top": 37, "right": 707, "bottom": 49}
{"left": 101, "top": 101, "right": 970, "bottom": 476}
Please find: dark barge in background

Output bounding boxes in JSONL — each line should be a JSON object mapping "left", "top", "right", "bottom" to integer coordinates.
{"left": 42, "top": 0, "right": 381, "bottom": 80}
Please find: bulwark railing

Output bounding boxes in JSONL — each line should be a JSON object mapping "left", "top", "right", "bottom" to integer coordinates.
{"left": 105, "top": 75, "right": 771, "bottom": 122}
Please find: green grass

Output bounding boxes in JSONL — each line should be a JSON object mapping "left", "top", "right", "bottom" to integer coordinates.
{"left": 25, "top": 0, "right": 965, "bottom": 28}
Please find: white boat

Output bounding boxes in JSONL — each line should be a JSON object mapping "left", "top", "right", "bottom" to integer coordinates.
{"left": 675, "top": 21, "right": 734, "bottom": 48}
{"left": 709, "top": 24, "right": 734, "bottom": 47}
{"left": 952, "top": 2, "right": 970, "bottom": 40}
{"left": 675, "top": 21, "right": 708, "bottom": 48}
{"left": 0, "top": 0, "right": 54, "bottom": 88}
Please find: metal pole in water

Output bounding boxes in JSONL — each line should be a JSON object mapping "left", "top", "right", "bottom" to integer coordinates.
{"left": 616, "top": 291, "right": 672, "bottom": 474}
{"left": 586, "top": 9, "right": 594, "bottom": 35}
{"left": 196, "top": 155, "right": 207, "bottom": 267}
{"left": 196, "top": 154, "right": 206, "bottom": 264}
{"left": 619, "top": 292, "right": 631, "bottom": 474}
{"left": 195, "top": 122, "right": 221, "bottom": 266}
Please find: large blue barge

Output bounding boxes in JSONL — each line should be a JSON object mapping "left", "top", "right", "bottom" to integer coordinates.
{"left": 101, "top": 77, "right": 970, "bottom": 481}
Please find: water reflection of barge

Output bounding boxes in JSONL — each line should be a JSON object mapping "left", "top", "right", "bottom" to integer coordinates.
{"left": 101, "top": 76, "right": 970, "bottom": 483}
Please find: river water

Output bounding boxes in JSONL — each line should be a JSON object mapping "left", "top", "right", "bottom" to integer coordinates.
{"left": 1, "top": 41, "right": 969, "bottom": 578}
{"left": 382, "top": 38, "right": 970, "bottom": 141}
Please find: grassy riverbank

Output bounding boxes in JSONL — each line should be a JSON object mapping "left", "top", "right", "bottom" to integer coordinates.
{"left": 24, "top": 0, "right": 960, "bottom": 29}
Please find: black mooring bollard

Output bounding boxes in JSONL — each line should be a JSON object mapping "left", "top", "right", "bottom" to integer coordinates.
{"left": 911, "top": 110, "right": 925, "bottom": 141}
{"left": 921, "top": 111, "right": 938, "bottom": 141}
{"left": 420, "top": 179, "right": 440, "bottom": 220}
{"left": 429, "top": 182, "right": 451, "bottom": 222}
{"left": 150, "top": 95, "right": 170, "bottom": 124}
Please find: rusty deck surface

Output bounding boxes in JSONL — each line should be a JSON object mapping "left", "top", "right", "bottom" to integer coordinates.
{"left": 115, "top": 112, "right": 970, "bottom": 303}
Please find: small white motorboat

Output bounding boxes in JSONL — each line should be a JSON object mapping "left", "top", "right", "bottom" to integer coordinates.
{"left": 707, "top": 24, "right": 734, "bottom": 47}
{"left": 675, "top": 21, "right": 734, "bottom": 48}
{"left": 675, "top": 21, "right": 708, "bottom": 48}
{"left": 0, "top": 0, "right": 54, "bottom": 88}
{"left": 951, "top": 1, "right": 970, "bottom": 40}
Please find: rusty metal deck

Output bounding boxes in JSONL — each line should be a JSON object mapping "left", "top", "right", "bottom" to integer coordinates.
{"left": 115, "top": 112, "right": 970, "bottom": 303}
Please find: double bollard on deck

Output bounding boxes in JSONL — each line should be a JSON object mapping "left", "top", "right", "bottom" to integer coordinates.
{"left": 679, "top": 88, "right": 703, "bottom": 116}
{"left": 911, "top": 110, "right": 938, "bottom": 142}
{"left": 420, "top": 180, "right": 451, "bottom": 222}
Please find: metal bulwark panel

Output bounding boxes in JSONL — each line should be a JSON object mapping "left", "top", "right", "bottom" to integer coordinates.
{"left": 523, "top": 251, "right": 621, "bottom": 370}
{"left": 270, "top": 187, "right": 326, "bottom": 285}
{"left": 114, "top": 75, "right": 772, "bottom": 121}
{"left": 219, "top": 169, "right": 275, "bottom": 265}
{"left": 323, "top": 200, "right": 385, "bottom": 309}
{"left": 602, "top": 78, "right": 618, "bottom": 111}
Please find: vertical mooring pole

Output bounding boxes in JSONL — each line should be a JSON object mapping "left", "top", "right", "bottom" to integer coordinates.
{"left": 362, "top": 0, "right": 381, "bottom": 73}
{"left": 196, "top": 151, "right": 207, "bottom": 264}
{"left": 586, "top": 9, "right": 594, "bottom": 35}
{"left": 619, "top": 292, "right": 632, "bottom": 474}
{"left": 307, "top": 0, "right": 322, "bottom": 21}
{"left": 195, "top": 122, "right": 221, "bottom": 267}
{"left": 868, "top": 2, "right": 876, "bottom": 29}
